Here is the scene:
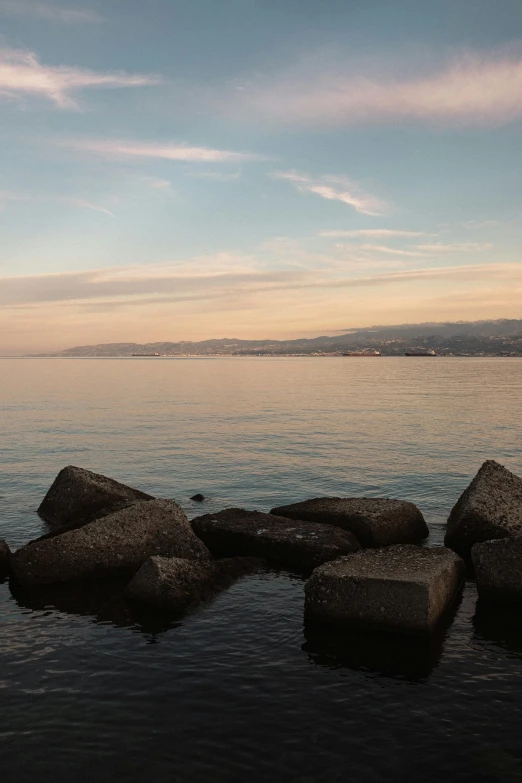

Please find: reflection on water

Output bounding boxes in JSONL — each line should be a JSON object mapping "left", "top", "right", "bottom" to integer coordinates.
{"left": 473, "top": 599, "right": 522, "bottom": 658}
{"left": 1, "top": 358, "right": 522, "bottom": 782}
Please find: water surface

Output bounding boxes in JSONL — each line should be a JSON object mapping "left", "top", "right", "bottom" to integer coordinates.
{"left": 1, "top": 357, "right": 522, "bottom": 782}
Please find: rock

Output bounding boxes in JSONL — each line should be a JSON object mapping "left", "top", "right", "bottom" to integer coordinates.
{"left": 305, "top": 544, "right": 465, "bottom": 634}
{"left": 472, "top": 538, "right": 522, "bottom": 602}
{"left": 38, "top": 465, "right": 154, "bottom": 531}
{"left": 271, "top": 497, "right": 428, "bottom": 547}
{"left": 126, "top": 555, "right": 264, "bottom": 612}
{"left": 0, "top": 539, "right": 11, "bottom": 578}
{"left": 190, "top": 494, "right": 206, "bottom": 502}
{"left": 191, "top": 508, "right": 360, "bottom": 569}
{"left": 11, "top": 499, "right": 211, "bottom": 585}
{"left": 445, "top": 460, "right": 522, "bottom": 557}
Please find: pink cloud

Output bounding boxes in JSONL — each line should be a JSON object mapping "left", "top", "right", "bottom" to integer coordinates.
{"left": 231, "top": 49, "right": 522, "bottom": 127}
{"left": 0, "top": 48, "right": 158, "bottom": 108}
{"left": 272, "top": 171, "right": 388, "bottom": 216}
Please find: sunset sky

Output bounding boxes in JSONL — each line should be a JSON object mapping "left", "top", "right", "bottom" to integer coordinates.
{"left": 1, "top": 0, "right": 522, "bottom": 352}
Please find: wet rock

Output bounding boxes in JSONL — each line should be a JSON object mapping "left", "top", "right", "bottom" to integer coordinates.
{"left": 472, "top": 538, "right": 522, "bottom": 602}
{"left": 126, "top": 555, "right": 264, "bottom": 612}
{"left": 191, "top": 508, "right": 360, "bottom": 569}
{"left": 305, "top": 544, "right": 465, "bottom": 634}
{"left": 271, "top": 497, "right": 428, "bottom": 547}
{"left": 38, "top": 465, "right": 154, "bottom": 531}
{"left": 0, "top": 539, "right": 11, "bottom": 578}
{"left": 11, "top": 499, "right": 211, "bottom": 585}
{"left": 445, "top": 460, "right": 522, "bottom": 557}
{"left": 190, "top": 494, "right": 206, "bottom": 502}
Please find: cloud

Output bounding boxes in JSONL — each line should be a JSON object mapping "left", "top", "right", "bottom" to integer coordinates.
{"left": 0, "top": 48, "right": 158, "bottom": 108}
{"left": 272, "top": 171, "right": 388, "bottom": 216}
{"left": 416, "top": 242, "right": 493, "bottom": 253}
{"left": 60, "top": 138, "right": 262, "bottom": 163}
{"left": 230, "top": 48, "right": 522, "bottom": 127}
{"left": 0, "top": 189, "right": 114, "bottom": 216}
{"left": 0, "top": 1, "right": 102, "bottom": 22}
{"left": 319, "top": 229, "right": 429, "bottom": 238}
{"left": 1, "top": 259, "right": 519, "bottom": 309}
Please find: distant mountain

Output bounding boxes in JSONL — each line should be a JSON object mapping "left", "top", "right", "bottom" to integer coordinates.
{"left": 32, "top": 319, "right": 522, "bottom": 357}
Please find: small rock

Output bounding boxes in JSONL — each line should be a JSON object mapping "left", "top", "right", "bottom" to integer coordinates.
{"left": 190, "top": 494, "right": 206, "bottom": 502}
{"left": 0, "top": 539, "right": 11, "bottom": 578}
{"left": 472, "top": 538, "right": 522, "bottom": 602}
{"left": 271, "top": 497, "right": 428, "bottom": 547}
{"left": 11, "top": 499, "right": 211, "bottom": 585}
{"left": 38, "top": 465, "right": 154, "bottom": 531}
{"left": 126, "top": 555, "right": 264, "bottom": 612}
{"left": 305, "top": 544, "right": 465, "bottom": 634}
{"left": 191, "top": 508, "right": 359, "bottom": 569}
{"left": 445, "top": 460, "right": 522, "bottom": 557}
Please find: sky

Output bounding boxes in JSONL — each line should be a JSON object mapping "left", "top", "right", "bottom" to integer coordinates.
{"left": 1, "top": 0, "right": 522, "bottom": 352}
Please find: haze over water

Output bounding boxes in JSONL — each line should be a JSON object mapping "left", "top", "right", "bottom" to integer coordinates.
{"left": 1, "top": 357, "right": 522, "bottom": 782}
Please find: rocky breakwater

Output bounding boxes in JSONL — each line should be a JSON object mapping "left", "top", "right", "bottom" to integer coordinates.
{"left": 271, "top": 497, "right": 428, "bottom": 548}
{"left": 126, "top": 556, "right": 265, "bottom": 613}
{"left": 0, "top": 540, "right": 11, "bottom": 579}
{"left": 305, "top": 545, "right": 466, "bottom": 634}
{"left": 191, "top": 508, "right": 360, "bottom": 569}
{"left": 38, "top": 465, "right": 154, "bottom": 532}
{"left": 472, "top": 539, "right": 522, "bottom": 603}
{"left": 445, "top": 460, "right": 522, "bottom": 557}
{"left": 12, "top": 499, "right": 210, "bottom": 585}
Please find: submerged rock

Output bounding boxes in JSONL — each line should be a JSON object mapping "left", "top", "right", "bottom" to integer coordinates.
{"left": 472, "top": 538, "right": 522, "bottom": 602}
{"left": 271, "top": 497, "right": 428, "bottom": 548}
{"left": 445, "top": 460, "right": 522, "bottom": 557}
{"left": 38, "top": 465, "right": 154, "bottom": 531}
{"left": 0, "top": 539, "right": 11, "bottom": 578}
{"left": 126, "top": 555, "right": 264, "bottom": 612}
{"left": 305, "top": 544, "right": 465, "bottom": 634}
{"left": 191, "top": 508, "right": 359, "bottom": 569}
{"left": 11, "top": 499, "right": 210, "bottom": 585}
{"left": 190, "top": 494, "right": 206, "bottom": 502}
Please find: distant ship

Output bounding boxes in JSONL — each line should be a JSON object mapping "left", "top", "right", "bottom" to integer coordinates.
{"left": 405, "top": 349, "right": 436, "bottom": 356}
{"left": 342, "top": 350, "right": 381, "bottom": 357}
{"left": 131, "top": 353, "right": 160, "bottom": 357}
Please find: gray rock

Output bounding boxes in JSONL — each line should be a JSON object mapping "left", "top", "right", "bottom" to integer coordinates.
{"left": 126, "top": 555, "right": 264, "bottom": 612}
{"left": 472, "top": 538, "right": 522, "bottom": 602}
{"left": 305, "top": 544, "right": 465, "bottom": 634}
{"left": 11, "top": 499, "right": 211, "bottom": 585}
{"left": 271, "top": 497, "right": 428, "bottom": 547}
{"left": 0, "top": 539, "right": 11, "bottom": 578}
{"left": 38, "top": 465, "right": 154, "bottom": 531}
{"left": 445, "top": 460, "right": 522, "bottom": 557}
{"left": 191, "top": 508, "right": 359, "bottom": 569}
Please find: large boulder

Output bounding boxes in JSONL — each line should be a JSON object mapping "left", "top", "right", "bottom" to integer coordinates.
{"left": 305, "top": 545, "right": 465, "bottom": 634}
{"left": 11, "top": 499, "right": 210, "bottom": 585}
{"left": 126, "top": 556, "right": 264, "bottom": 613}
{"left": 472, "top": 538, "right": 522, "bottom": 602}
{"left": 271, "top": 497, "right": 428, "bottom": 547}
{"left": 0, "top": 539, "right": 11, "bottom": 579}
{"left": 445, "top": 461, "right": 522, "bottom": 557}
{"left": 191, "top": 508, "right": 360, "bottom": 569}
{"left": 38, "top": 465, "right": 154, "bottom": 531}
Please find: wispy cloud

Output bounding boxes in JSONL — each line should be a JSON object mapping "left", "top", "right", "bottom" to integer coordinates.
{"left": 272, "top": 171, "right": 388, "bottom": 216}
{"left": 0, "top": 190, "right": 114, "bottom": 216}
{"left": 60, "top": 138, "right": 262, "bottom": 163}
{"left": 0, "top": 48, "right": 158, "bottom": 108}
{"left": 415, "top": 242, "right": 493, "bottom": 253}
{"left": 0, "top": 1, "right": 103, "bottom": 22}
{"left": 2, "top": 260, "right": 519, "bottom": 308}
{"left": 231, "top": 48, "right": 522, "bottom": 127}
{"left": 319, "top": 229, "right": 429, "bottom": 238}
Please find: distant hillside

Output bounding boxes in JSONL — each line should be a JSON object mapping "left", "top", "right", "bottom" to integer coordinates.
{"left": 33, "top": 319, "right": 522, "bottom": 357}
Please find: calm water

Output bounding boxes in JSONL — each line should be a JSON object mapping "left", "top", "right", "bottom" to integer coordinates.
{"left": 1, "top": 357, "right": 522, "bottom": 782}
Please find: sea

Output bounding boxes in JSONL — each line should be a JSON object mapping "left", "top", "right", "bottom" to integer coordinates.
{"left": 1, "top": 356, "right": 522, "bottom": 783}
